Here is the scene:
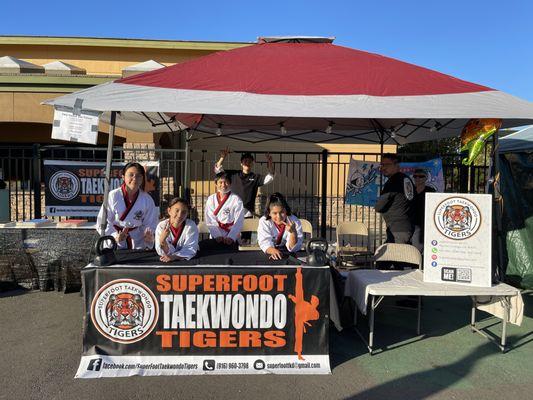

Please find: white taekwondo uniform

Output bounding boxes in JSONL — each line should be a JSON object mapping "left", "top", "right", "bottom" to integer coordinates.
{"left": 257, "top": 215, "right": 304, "bottom": 253}
{"left": 155, "top": 218, "right": 199, "bottom": 260}
{"left": 96, "top": 185, "right": 158, "bottom": 250}
{"left": 204, "top": 191, "right": 244, "bottom": 242}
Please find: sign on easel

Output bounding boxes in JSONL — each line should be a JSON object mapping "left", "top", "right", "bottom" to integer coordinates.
{"left": 423, "top": 193, "right": 492, "bottom": 287}
{"left": 51, "top": 108, "right": 100, "bottom": 145}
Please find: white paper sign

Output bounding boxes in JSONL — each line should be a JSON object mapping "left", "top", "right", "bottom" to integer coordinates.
{"left": 51, "top": 108, "right": 100, "bottom": 145}
{"left": 423, "top": 193, "right": 492, "bottom": 287}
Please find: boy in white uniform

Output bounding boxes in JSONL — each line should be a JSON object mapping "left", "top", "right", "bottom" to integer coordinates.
{"left": 97, "top": 162, "right": 158, "bottom": 250}
{"left": 155, "top": 197, "right": 199, "bottom": 261}
{"left": 203, "top": 172, "right": 245, "bottom": 248}
{"left": 258, "top": 192, "right": 303, "bottom": 260}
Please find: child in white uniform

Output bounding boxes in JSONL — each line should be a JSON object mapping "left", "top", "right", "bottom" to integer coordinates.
{"left": 155, "top": 198, "right": 199, "bottom": 261}
{"left": 258, "top": 192, "right": 303, "bottom": 260}
{"left": 204, "top": 172, "right": 245, "bottom": 247}
{"left": 97, "top": 162, "right": 158, "bottom": 249}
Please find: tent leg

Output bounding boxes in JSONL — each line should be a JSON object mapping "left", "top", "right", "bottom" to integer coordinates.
{"left": 492, "top": 132, "right": 505, "bottom": 281}
{"left": 183, "top": 131, "right": 191, "bottom": 203}
{"left": 320, "top": 149, "right": 328, "bottom": 239}
{"left": 378, "top": 139, "right": 384, "bottom": 246}
{"left": 99, "top": 111, "right": 116, "bottom": 234}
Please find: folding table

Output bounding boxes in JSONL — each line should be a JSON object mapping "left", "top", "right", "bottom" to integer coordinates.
{"left": 344, "top": 269, "right": 522, "bottom": 354}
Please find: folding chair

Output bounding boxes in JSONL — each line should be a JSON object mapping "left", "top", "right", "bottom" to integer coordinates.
{"left": 369, "top": 243, "right": 424, "bottom": 339}
{"left": 197, "top": 221, "right": 210, "bottom": 234}
{"left": 300, "top": 218, "right": 313, "bottom": 236}
{"left": 238, "top": 218, "right": 261, "bottom": 251}
{"left": 372, "top": 243, "right": 422, "bottom": 270}
{"left": 299, "top": 218, "right": 313, "bottom": 247}
{"left": 336, "top": 221, "right": 372, "bottom": 268}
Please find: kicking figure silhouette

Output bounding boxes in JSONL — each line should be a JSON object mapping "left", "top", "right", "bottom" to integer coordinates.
{"left": 288, "top": 267, "right": 320, "bottom": 360}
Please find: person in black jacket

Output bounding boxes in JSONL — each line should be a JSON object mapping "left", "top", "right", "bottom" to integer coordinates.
{"left": 411, "top": 168, "right": 436, "bottom": 252}
{"left": 375, "top": 153, "right": 415, "bottom": 245}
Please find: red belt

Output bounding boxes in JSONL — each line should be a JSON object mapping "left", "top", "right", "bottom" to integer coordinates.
{"left": 113, "top": 225, "right": 138, "bottom": 249}
{"left": 217, "top": 221, "right": 234, "bottom": 233}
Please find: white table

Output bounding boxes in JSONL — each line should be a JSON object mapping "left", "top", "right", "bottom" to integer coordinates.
{"left": 344, "top": 269, "right": 522, "bottom": 354}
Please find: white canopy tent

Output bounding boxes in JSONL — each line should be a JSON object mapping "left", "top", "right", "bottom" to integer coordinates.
{"left": 44, "top": 38, "right": 533, "bottom": 279}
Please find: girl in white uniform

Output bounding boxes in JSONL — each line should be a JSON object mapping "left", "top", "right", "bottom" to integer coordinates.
{"left": 258, "top": 192, "right": 304, "bottom": 259}
{"left": 155, "top": 198, "right": 199, "bottom": 261}
{"left": 204, "top": 172, "right": 245, "bottom": 245}
{"left": 97, "top": 162, "right": 158, "bottom": 250}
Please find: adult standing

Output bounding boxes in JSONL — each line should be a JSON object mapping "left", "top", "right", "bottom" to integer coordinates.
{"left": 214, "top": 148, "right": 275, "bottom": 243}
{"left": 375, "top": 153, "right": 415, "bottom": 245}
{"left": 410, "top": 168, "right": 436, "bottom": 252}
{"left": 96, "top": 162, "right": 158, "bottom": 250}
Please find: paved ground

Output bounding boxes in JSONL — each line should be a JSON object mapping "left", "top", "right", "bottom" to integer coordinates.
{"left": 1, "top": 289, "right": 532, "bottom": 400}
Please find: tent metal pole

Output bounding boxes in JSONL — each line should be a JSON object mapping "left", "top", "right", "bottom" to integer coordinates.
{"left": 320, "top": 149, "right": 328, "bottom": 239}
{"left": 99, "top": 111, "right": 116, "bottom": 235}
{"left": 379, "top": 137, "right": 384, "bottom": 245}
{"left": 183, "top": 130, "right": 191, "bottom": 203}
{"left": 492, "top": 131, "right": 505, "bottom": 281}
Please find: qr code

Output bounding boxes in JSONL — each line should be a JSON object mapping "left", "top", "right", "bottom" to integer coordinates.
{"left": 456, "top": 268, "right": 472, "bottom": 283}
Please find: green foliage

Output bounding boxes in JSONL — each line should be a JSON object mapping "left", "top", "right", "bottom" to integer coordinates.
{"left": 398, "top": 137, "right": 461, "bottom": 157}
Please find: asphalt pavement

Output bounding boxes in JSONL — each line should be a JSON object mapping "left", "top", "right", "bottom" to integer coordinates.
{"left": 1, "top": 289, "right": 532, "bottom": 400}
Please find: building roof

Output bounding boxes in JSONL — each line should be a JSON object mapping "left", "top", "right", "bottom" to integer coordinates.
{"left": 0, "top": 35, "right": 251, "bottom": 51}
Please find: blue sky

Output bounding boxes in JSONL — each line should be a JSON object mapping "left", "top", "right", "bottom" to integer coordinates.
{"left": 3, "top": 0, "right": 532, "bottom": 100}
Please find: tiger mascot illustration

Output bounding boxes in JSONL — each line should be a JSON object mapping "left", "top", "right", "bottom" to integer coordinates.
{"left": 106, "top": 293, "right": 144, "bottom": 329}
{"left": 442, "top": 205, "right": 472, "bottom": 232}
{"left": 56, "top": 176, "right": 74, "bottom": 196}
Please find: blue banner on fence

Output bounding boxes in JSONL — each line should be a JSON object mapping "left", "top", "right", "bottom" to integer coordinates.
{"left": 345, "top": 158, "right": 443, "bottom": 206}
{"left": 400, "top": 158, "right": 444, "bottom": 192}
{"left": 345, "top": 159, "right": 382, "bottom": 206}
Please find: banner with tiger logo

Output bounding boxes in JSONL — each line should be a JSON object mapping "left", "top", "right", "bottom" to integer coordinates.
{"left": 77, "top": 264, "right": 330, "bottom": 378}
{"left": 44, "top": 160, "right": 160, "bottom": 217}
{"left": 423, "top": 193, "right": 492, "bottom": 287}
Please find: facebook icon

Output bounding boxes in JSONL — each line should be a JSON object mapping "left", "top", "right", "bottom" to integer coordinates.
{"left": 87, "top": 358, "right": 102, "bottom": 371}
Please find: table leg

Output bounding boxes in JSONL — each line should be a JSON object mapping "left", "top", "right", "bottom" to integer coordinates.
{"left": 471, "top": 297, "right": 477, "bottom": 332}
{"left": 417, "top": 296, "right": 422, "bottom": 335}
{"left": 501, "top": 296, "right": 510, "bottom": 352}
{"left": 369, "top": 295, "right": 375, "bottom": 354}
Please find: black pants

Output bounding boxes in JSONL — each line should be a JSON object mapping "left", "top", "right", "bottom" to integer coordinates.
{"left": 411, "top": 225, "right": 424, "bottom": 253}
{"left": 385, "top": 227, "right": 413, "bottom": 244}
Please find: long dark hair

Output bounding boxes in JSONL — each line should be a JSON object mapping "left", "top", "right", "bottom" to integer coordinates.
{"left": 166, "top": 197, "right": 190, "bottom": 218}
{"left": 264, "top": 192, "right": 292, "bottom": 219}
{"left": 122, "top": 162, "right": 146, "bottom": 191}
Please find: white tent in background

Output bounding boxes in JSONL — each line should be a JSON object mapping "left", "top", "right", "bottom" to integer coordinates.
{"left": 122, "top": 60, "right": 165, "bottom": 78}
{"left": 0, "top": 56, "right": 44, "bottom": 74}
{"left": 43, "top": 61, "right": 86, "bottom": 76}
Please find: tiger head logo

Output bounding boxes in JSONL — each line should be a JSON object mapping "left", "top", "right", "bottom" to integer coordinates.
{"left": 442, "top": 205, "right": 472, "bottom": 232}
{"left": 56, "top": 176, "right": 73, "bottom": 195}
{"left": 49, "top": 170, "right": 80, "bottom": 201}
{"left": 106, "top": 293, "right": 144, "bottom": 329}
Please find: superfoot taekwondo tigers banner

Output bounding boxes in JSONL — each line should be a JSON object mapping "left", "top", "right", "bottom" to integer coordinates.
{"left": 44, "top": 160, "right": 160, "bottom": 217}
{"left": 77, "top": 265, "right": 330, "bottom": 378}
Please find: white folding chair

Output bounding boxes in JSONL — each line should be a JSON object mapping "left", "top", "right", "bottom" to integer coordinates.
{"left": 197, "top": 221, "right": 210, "bottom": 234}
{"left": 336, "top": 221, "right": 372, "bottom": 268}
{"left": 300, "top": 218, "right": 313, "bottom": 236}
{"left": 372, "top": 243, "right": 422, "bottom": 270}
{"left": 238, "top": 218, "right": 261, "bottom": 251}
